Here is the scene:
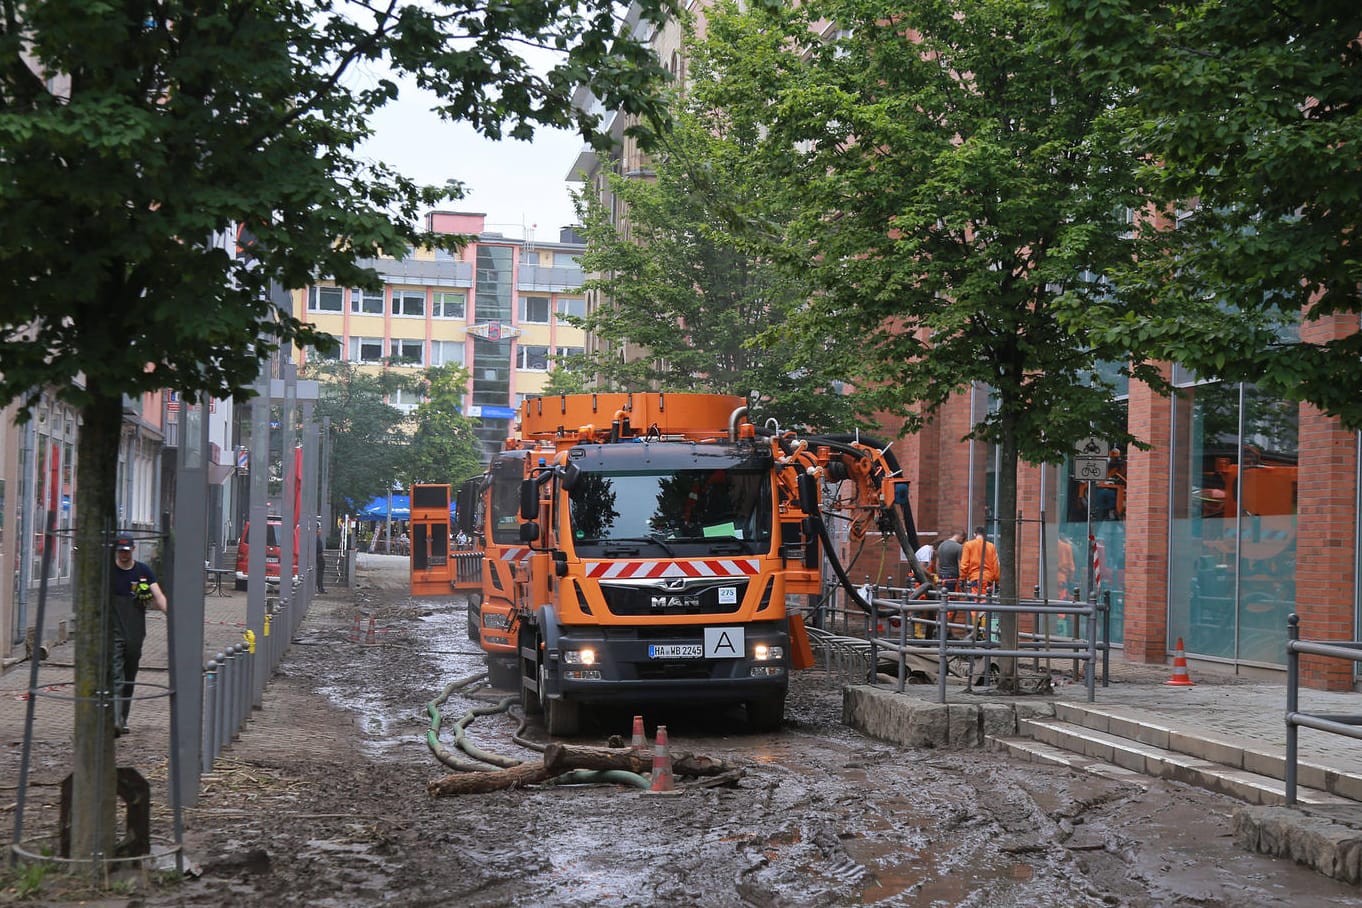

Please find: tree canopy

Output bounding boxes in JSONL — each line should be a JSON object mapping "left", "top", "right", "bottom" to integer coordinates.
{"left": 1054, "top": 0, "right": 1362, "bottom": 429}
{"left": 571, "top": 33, "right": 856, "bottom": 432}
{"left": 404, "top": 364, "right": 484, "bottom": 491}
{"left": 306, "top": 360, "right": 414, "bottom": 517}
{"left": 688, "top": 0, "right": 1150, "bottom": 663}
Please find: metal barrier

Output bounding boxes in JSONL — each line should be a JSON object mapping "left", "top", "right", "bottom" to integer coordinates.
{"left": 855, "top": 582, "right": 1110, "bottom": 704}
{"left": 1285, "top": 613, "right": 1362, "bottom": 805}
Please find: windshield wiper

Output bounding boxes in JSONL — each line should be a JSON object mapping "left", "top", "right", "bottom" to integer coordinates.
{"left": 599, "top": 535, "right": 677, "bottom": 557}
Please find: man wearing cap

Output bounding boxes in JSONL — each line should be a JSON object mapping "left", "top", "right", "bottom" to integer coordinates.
{"left": 111, "top": 535, "right": 167, "bottom": 737}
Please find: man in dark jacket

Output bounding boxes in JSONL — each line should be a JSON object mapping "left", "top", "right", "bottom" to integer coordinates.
{"left": 110, "top": 535, "right": 167, "bottom": 737}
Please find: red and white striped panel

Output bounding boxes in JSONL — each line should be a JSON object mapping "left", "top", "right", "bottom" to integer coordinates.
{"left": 497, "top": 547, "right": 531, "bottom": 563}
{"left": 583, "top": 558, "right": 761, "bottom": 581}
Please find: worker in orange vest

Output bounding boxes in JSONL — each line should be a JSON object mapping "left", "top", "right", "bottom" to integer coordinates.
{"left": 959, "top": 525, "right": 1000, "bottom": 594}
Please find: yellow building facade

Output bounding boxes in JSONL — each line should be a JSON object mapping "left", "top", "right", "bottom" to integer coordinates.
{"left": 292, "top": 212, "right": 586, "bottom": 460}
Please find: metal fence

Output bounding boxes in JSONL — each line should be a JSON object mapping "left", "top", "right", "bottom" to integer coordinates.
{"left": 1285, "top": 612, "right": 1362, "bottom": 805}
{"left": 806, "top": 581, "right": 1111, "bottom": 703}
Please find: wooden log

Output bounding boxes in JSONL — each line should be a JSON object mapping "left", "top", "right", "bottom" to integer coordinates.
{"left": 427, "top": 762, "right": 553, "bottom": 796}
{"left": 542, "top": 743, "right": 741, "bottom": 777}
{"left": 427, "top": 743, "right": 745, "bottom": 797}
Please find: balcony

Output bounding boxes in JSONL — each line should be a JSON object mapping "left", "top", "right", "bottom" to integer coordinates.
{"left": 517, "top": 264, "right": 583, "bottom": 293}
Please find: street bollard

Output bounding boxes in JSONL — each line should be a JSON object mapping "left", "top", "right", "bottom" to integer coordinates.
{"left": 202, "top": 659, "right": 218, "bottom": 771}
{"left": 214, "top": 650, "right": 229, "bottom": 754}
{"left": 232, "top": 643, "right": 248, "bottom": 736}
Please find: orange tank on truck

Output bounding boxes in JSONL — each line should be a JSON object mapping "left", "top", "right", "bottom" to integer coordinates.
{"left": 472, "top": 392, "right": 928, "bottom": 736}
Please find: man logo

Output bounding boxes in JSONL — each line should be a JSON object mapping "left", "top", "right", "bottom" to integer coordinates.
{"left": 650, "top": 595, "right": 700, "bottom": 609}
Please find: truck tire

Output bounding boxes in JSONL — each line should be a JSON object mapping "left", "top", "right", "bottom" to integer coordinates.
{"left": 540, "top": 663, "right": 579, "bottom": 736}
{"left": 746, "top": 695, "right": 785, "bottom": 733}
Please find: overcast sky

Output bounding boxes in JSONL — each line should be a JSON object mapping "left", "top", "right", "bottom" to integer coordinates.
{"left": 360, "top": 81, "right": 588, "bottom": 243}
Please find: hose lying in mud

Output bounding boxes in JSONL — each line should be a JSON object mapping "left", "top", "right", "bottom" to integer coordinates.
{"left": 425, "top": 673, "right": 650, "bottom": 789}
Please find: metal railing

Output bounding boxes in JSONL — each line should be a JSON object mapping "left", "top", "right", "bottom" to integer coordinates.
{"left": 1285, "top": 612, "right": 1362, "bottom": 805}
{"left": 844, "top": 582, "right": 1110, "bottom": 703}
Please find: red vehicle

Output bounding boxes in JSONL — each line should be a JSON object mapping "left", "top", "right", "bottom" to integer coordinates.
{"left": 234, "top": 516, "right": 299, "bottom": 590}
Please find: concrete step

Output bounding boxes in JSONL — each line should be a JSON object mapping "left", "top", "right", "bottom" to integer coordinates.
{"left": 993, "top": 717, "right": 1354, "bottom": 807}
{"left": 1054, "top": 701, "right": 1362, "bottom": 802}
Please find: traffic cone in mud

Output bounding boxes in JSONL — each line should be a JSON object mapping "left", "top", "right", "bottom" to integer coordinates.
{"left": 649, "top": 725, "right": 675, "bottom": 793}
{"left": 349, "top": 612, "right": 363, "bottom": 643}
{"left": 365, "top": 614, "right": 377, "bottom": 645}
{"left": 1164, "top": 637, "right": 1195, "bottom": 687}
{"left": 630, "top": 715, "right": 647, "bottom": 752}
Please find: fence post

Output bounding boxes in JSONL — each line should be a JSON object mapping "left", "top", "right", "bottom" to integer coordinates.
{"left": 1285, "top": 612, "right": 1300, "bottom": 806}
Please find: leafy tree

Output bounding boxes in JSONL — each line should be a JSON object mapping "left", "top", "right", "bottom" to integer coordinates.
{"left": 694, "top": 0, "right": 1153, "bottom": 672}
{"left": 306, "top": 361, "right": 414, "bottom": 517}
{"left": 404, "top": 364, "right": 483, "bottom": 489}
{"left": 0, "top": 0, "right": 674, "bottom": 868}
{"left": 541, "top": 365, "right": 590, "bottom": 396}
{"left": 571, "top": 60, "right": 856, "bottom": 432}
{"left": 1053, "top": 0, "right": 1362, "bottom": 430}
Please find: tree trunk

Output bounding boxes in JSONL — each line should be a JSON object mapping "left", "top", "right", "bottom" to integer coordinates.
{"left": 68, "top": 394, "right": 123, "bottom": 874}
{"left": 997, "top": 409, "right": 1021, "bottom": 688}
{"left": 542, "top": 742, "right": 741, "bottom": 777}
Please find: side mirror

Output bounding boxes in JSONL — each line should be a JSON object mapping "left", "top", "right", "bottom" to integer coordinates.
{"left": 519, "top": 521, "right": 540, "bottom": 543}
{"left": 520, "top": 479, "right": 538, "bottom": 520}
{"left": 560, "top": 461, "right": 581, "bottom": 492}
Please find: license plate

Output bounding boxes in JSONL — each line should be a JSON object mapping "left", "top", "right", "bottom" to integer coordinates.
{"left": 648, "top": 644, "right": 702, "bottom": 659}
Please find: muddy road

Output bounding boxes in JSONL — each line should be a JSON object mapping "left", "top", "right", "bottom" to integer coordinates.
{"left": 138, "top": 563, "right": 1359, "bottom": 907}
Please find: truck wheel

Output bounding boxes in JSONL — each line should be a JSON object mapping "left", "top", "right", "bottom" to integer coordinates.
{"left": 540, "top": 663, "right": 579, "bottom": 736}
{"left": 544, "top": 695, "right": 580, "bottom": 737}
{"left": 746, "top": 695, "right": 785, "bottom": 732}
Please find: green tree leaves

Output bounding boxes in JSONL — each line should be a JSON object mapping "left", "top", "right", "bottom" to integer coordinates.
{"left": 1056, "top": 0, "right": 1362, "bottom": 429}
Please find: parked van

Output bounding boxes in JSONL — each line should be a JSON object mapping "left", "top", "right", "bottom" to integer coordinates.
{"left": 234, "top": 517, "right": 298, "bottom": 590}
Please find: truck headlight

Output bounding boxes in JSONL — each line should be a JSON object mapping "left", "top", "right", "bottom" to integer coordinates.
{"left": 482, "top": 612, "right": 511, "bottom": 630}
{"left": 563, "top": 648, "right": 596, "bottom": 666}
{"left": 754, "top": 644, "right": 783, "bottom": 661}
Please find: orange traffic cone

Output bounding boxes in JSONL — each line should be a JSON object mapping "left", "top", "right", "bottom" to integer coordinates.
{"left": 349, "top": 612, "right": 363, "bottom": 643}
{"left": 630, "top": 715, "right": 647, "bottom": 752}
{"left": 649, "top": 724, "right": 675, "bottom": 792}
{"left": 1164, "top": 637, "right": 1195, "bottom": 687}
{"left": 365, "top": 614, "right": 377, "bottom": 645}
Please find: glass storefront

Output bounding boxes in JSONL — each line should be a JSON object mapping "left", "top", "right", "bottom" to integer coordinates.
{"left": 1057, "top": 405, "right": 1128, "bottom": 645}
{"left": 1169, "top": 381, "right": 1298, "bottom": 665}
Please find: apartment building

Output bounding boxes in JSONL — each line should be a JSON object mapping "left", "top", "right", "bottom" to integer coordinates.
{"left": 294, "top": 211, "right": 587, "bottom": 462}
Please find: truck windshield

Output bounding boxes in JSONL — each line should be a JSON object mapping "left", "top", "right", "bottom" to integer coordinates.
{"left": 568, "top": 467, "right": 772, "bottom": 555}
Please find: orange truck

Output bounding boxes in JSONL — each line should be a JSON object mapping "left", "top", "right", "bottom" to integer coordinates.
{"left": 459, "top": 392, "right": 923, "bottom": 735}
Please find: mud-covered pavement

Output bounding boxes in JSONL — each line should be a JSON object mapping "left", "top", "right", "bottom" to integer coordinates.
{"left": 89, "top": 560, "right": 1362, "bottom": 906}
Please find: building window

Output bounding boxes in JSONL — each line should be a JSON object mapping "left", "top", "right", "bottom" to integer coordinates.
{"left": 390, "top": 387, "right": 424, "bottom": 411}
{"left": 392, "top": 289, "right": 425, "bottom": 317}
{"left": 555, "top": 297, "right": 586, "bottom": 320}
{"left": 351, "top": 288, "right": 384, "bottom": 314}
{"left": 348, "top": 336, "right": 385, "bottom": 363}
{"left": 433, "top": 291, "right": 466, "bottom": 319}
{"left": 390, "top": 338, "right": 425, "bottom": 365}
{"left": 518, "top": 345, "right": 550, "bottom": 370}
{"left": 431, "top": 340, "right": 465, "bottom": 367}
{"left": 554, "top": 346, "right": 584, "bottom": 362}
{"left": 519, "top": 295, "right": 550, "bottom": 324}
{"left": 308, "top": 286, "right": 344, "bottom": 312}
